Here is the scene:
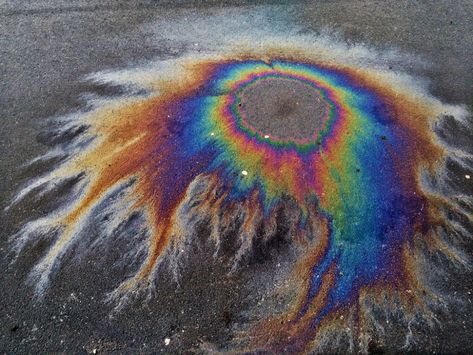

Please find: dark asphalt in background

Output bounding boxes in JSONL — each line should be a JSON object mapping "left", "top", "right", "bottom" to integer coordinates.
{"left": 1, "top": 1, "right": 472, "bottom": 353}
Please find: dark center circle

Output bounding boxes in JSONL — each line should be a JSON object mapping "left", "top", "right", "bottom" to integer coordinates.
{"left": 236, "top": 77, "right": 329, "bottom": 140}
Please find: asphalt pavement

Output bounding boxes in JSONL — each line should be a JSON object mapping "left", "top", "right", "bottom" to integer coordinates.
{"left": 1, "top": 1, "right": 472, "bottom": 353}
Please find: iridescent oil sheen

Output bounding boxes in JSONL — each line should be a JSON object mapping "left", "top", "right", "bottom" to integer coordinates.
{"left": 11, "top": 53, "right": 455, "bottom": 352}
{"left": 165, "top": 60, "right": 433, "bottom": 335}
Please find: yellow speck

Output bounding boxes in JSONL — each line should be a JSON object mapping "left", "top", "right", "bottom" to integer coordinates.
{"left": 466, "top": 174, "right": 471, "bottom": 179}
{"left": 210, "top": 132, "right": 215, "bottom": 136}
{"left": 241, "top": 170, "right": 248, "bottom": 176}
{"left": 264, "top": 135, "right": 269, "bottom": 139}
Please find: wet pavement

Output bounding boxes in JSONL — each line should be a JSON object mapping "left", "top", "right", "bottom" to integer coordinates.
{"left": 1, "top": 1, "right": 472, "bottom": 353}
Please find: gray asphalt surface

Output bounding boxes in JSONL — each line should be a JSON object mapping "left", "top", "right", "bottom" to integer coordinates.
{"left": 1, "top": 1, "right": 472, "bottom": 353}
{"left": 239, "top": 78, "right": 328, "bottom": 139}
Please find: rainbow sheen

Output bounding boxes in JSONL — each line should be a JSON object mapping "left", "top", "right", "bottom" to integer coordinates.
{"left": 158, "top": 60, "right": 429, "bottom": 326}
